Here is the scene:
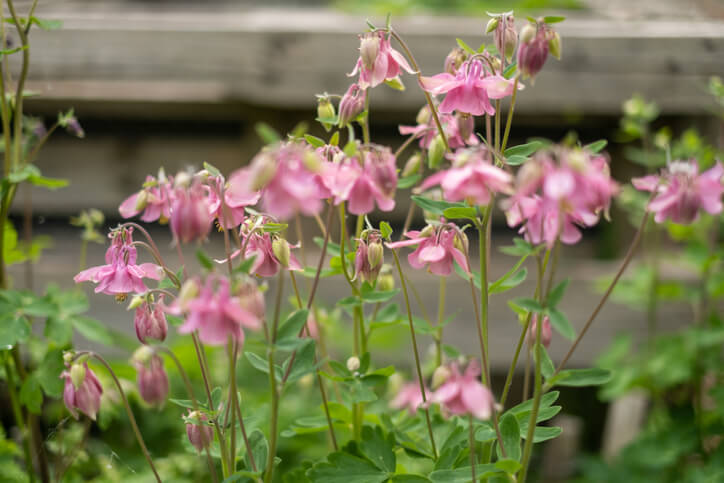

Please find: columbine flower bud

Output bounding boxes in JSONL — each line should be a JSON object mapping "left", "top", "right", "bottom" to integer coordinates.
{"left": 432, "top": 365, "right": 452, "bottom": 389}
{"left": 517, "top": 23, "right": 552, "bottom": 80}
{"left": 419, "top": 224, "right": 436, "bottom": 239}
{"left": 486, "top": 17, "right": 499, "bottom": 34}
{"left": 377, "top": 265, "right": 395, "bottom": 292}
{"left": 495, "top": 15, "right": 518, "bottom": 63}
{"left": 135, "top": 353, "right": 169, "bottom": 406}
{"left": 134, "top": 301, "right": 168, "bottom": 344}
{"left": 453, "top": 230, "right": 469, "bottom": 254}
{"left": 527, "top": 315, "right": 552, "bottom": 349}
{"left": 416, "top": 105, "right": 432, "bottom": 126}
{"left": 134, "top": 189, "right": 149, "bottom": 212}
{"left": 61, "top": 362, "right": 103, "bottom": 420}
{"left": 366, "top": 237, "right": 384, "bottom": 270}
{"left": 402, "top": 153, "right": 423, "bottom": 178}
{"left": 548, "top": 31, "right": 562, "bottom": 60}
{"left": 346, "top": 356, "right": 361, "bottom": 372}
{"left": 128, "top": 294, "right": 145, "bottom": 310}
{"left": 317, "top": 96, "right": 336, "bottom": 132}
{"left": 178, "top": 279, "right": 200, "bottom": 306}
{"left": 186, "top": 411, "right": 214, "bottom": 452}
{"left": 427, "top": 135, "right": 446, "bottom": 169}
{"left": 250, "top": 151, "right": 277, "bottom": 191}
{"left": 359, "top": 33, "right": 381, "bottom": 71}
{"left": 272, "top": 237, "right": 291, "bottom": 268}
{"left": 519, "top": 23, "right": 535, "bottom": 44}
{"left": 170, "top": 182, "right": 212, "bottom": 244}
{"left": 338, "top": 83, "right": 366, "bottom": 127}
{"left": 444, "top": 47, "right": 467, "bottom": 75}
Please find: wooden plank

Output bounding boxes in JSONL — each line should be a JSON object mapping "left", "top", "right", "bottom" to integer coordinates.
{"left": 11, "top": 6, "right": 724, "bottom": 116}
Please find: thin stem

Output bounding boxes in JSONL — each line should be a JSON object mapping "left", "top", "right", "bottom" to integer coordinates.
{"left": 553, "top": 211, "right": 650, "bottom": 378}
{"left": 494, "top": 101, "right": 501, "bottom": 154}
{"left": 4, "top": 356, "right": 35, "bottom": 483}
{"left": 500, "top": 77, "right": 519, "bottom": 153}
{"left": 477, "top": 210, "right": 492, "bottom": 386}
{"left": 388, "top": 28, "right": 449, "bottom": 151}
{"left": 435, "top": 276, "right": 446, "bottom": 367}
{"left": 391, "top": 249, "right": 437, "bottom": 459}
{"left": 519, "top": 311, "right": 543, "bottom": 482}
{"left": 7, "top": 0, "right": 30, "bottom": 171}
{"left": 25, "top": 123, "right": 59, "bottom": 164}
{"left": 522, "top": 349, "right": 531, "bottom": 401}
{"left": 469, "top": 414, "right": 477, "bottom": 483}
{"left": 77, "top": 352, "right": 161, "bottom": 482}
{"left": 157, "top": 346, "right": 218, "bottom": 482}
{"left": 264, "top": 271, "right": 284, "bottom": 483}
{"left": 362, "top": 90, "right": 371, "bottom": 145}
{"left": 394, "top": 133, "right": 419, "bottom": 159}
{"left": 0, "top": 7, "right": 12, "bottom": 177}
{"left": 227, "top": 340, "right": 237, "bottom": 471}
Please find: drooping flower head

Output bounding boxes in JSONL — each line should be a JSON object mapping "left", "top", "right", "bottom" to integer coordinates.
{"left": 119, "top": 169, "right": 174, "bottom": 223}
{"left": 237, "top": 216, "right": 303, "bottom": 277}
{"left": 61, "top": 361, "right": 103, "bottom": 421}
{"left": 633, "top": 160, "right": 724, "bottom": 224}
{"left": 517, "top": 20, "right": 560, "bottom": 80}
{"left": 170, "top": 173, "right": 214, "bottom": 244}
{"left": 168, "top": 274, "right": 262, "bottom": 346}
{"left": 418, "top": 146, "right": 513, "bottom": 205}
{"left": 430, "top": 361, "right": 495, "bottom": 420}
{"left": 420, "top": 57, "right": 517, "bottom": 116}
{"left": 399, "top": 105, "right": 479, "bottom": 150}
{"left": 349, "top": 31, "right": 414, "bottom": 89}
{"left": 133, "top": 346, "right": 169, "bottom": 407}
{"left": 493, "top": 13, "right": 518, "bottom": 63}
{"left": 527, "top": 314, "right": 552, "bottom": 349}
{"left": 206, "top": 171, "right": 261, "bottom": 230}
{"left": 74, "top": 227, "right": 163, "bottom": 300}
{"left": 185, "top": 411, "right": 214, "bottom": 452}
{"left": 390, "top": 382, "right": 425, "bottom": 414}
{"left": 354, "top": 230, "right": 384, "bottom": 284}
{"left": 387, "top": 222, "right": 469, "bottom": 276}
{"left": 323, "top": 144, "right": 398, "bottom": 215}
{"left": 134, "top": 298, "right": 168, "bottom": 344}
{"left": 503, "top": 145, "right": 618, "bottom": 248}
{"left": 338, "top": 83, "right": 367, "bottom": 127}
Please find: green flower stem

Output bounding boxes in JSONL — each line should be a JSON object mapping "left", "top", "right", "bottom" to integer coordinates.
{"left": 0, "top": 9, "right": 11, "bottom": 176}
{"left": 362, "top": 91, "right": 371, "bottom": 145}
{"left": 391, "top": 248, "right": 437, "bottom": 459}
{"left": 500, "top": 77, "right": 519, "bottom": 153}
{"left": 6, "top": 0, "right": 31, "bottom": 171}
{"left": 469, "top": 414, "right": 477, "bottom": 483}
{"left": 435, "top": 276, "right": 446, "bottom": 367}
{"left": 264, "top": 270, "right": 284, "bottom": 483}
{"left": 75, "top": 352, "right": 161, "bottom": 482}
{"left": 518, "top": 302, "right": 543, "bottom": 482}
{"left": 494, "top": 101, "right": 501, "bottom": 154}
{"left": 476, "top": 209, "right": 493, "bottom": 386}
{"left": 3, "top": 354, "right": 35, "bottom": 483}
{"left": 157, "top": 346, "right": 219, "bottom": 481}
{"left": 227, "top": 340, "right": 238, "bottom": 471}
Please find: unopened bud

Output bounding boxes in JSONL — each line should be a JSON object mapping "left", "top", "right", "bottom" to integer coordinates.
{"left": 416, "top": 105, "right": 432, "bottom": 126}
{"left": 495, "top": 15, "right": 518, "bottom": 63}
{"left": 127, "top": 295, "right": 145, "bottom": 310}
{"left": 360, "top": 33, "right": 381, "bottom": 71}
{"left": 346, "top": 356, "right": 361, "bottom": 372}
{"left": 70, "top": 363, "right": 86, "bottom": 390}
{"left": 272, "top": 237, "right": 291, "bottom": 268}
{"left": 519, "top": 23, "right": 536, "bottom": 44}
{"left": 250, "top": 152, "right": 277, "bottom": 191}
{"left": 427, "top": 135, "right": 445, "bottom": 169}
{"left": 89, "top": 209, "right": 104, "bottom": 226}
{"left": 338, "top": 84, "right": 366, "bottom": 128}
{"left": 132, "top": 345, "right": 154, "bottom": 365}
{"left": 432, "top": 365, "right": 451, "bottom": 389}
{"left": 486, "top": 17, "right": 500, "bottom": 34}
{"left": 548, "top": 31, "right": 562, "bottom": 60}
{"left": 303, "top": 150, "right": 323, "bottom": 173}
{"left": 419, "top": 224, "right": 436, "bottom": 238}
{"left": 178, "top": 279, "right": 200, "bottom": 305}
{"left": 317, "top": 96, "right": 336, "bottom": 132}
{"left": 453, "top": 230, "right": 469, "bottom": 254}
{"left": 63, "top": 351, "right": 75, "bottom": 365}
{"left": 134, "top": 190, "right": 148, "bottom": 212}
{"left": 377, "top": 272, "right": 395, "bottom": 292}
{"left": 366, "top": 240, "right": 384, "bottom": 270}
{"left": 443, "top": 47, "right": 467, "bottom": 75}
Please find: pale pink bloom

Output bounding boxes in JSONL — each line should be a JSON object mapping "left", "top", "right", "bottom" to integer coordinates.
{"left": 390, "top": 383, "right": 425, "bottom": 414}
{"left": 74, "top": 227, "right": 163, "bottom": 297}
{"left": 134, "top": 300, "right": 168, "bottom": 344}
{"left": 505, "top": 195, "right": 591, "bottom": 248}
{"left": 420, "top": 58, "right": 516, "bottom": 116}
{"left": 171, "top": 275, "right": 262, "bottom": 346}
{"left": 527, "top": 315, "right": 552, "bottom": 349}
{"left": 633, "top": 160, "right": 724, "bottom": 224}
{"left": 518, "top": 24, "right": 553, "bottom": 79}
{"left": 323, "top": 145, "right": 398, "bottom": 215}
{"left": 170, "top": 182, "right": 213, "bottom": 243}
{"left": 399, "top": 111, "right": 478, "bottom": 149}
{"left": 235, "top": 230, "right": 303, "bottom": 277}
{"left": 136, "top": 354, "right": 169, "bottom": 407}
{"left": 338, "top": 83, "right": 367, "bottom": 127}
{"left": 186, "top": 412, "right": 214, "bottom": 452}
{"left": 387, "top": 223, "right": 469, "bottom": 276}
{"left": 118, "top": 173, "right": 174, "bottom": 223}
{"left": 418, "top": 147, "right": 512, "bottom": 205}
{"left": 207, "top": 173, "right": 261, "bottom": 230}
{"left": 61, "top": 363, "right": 103, "bottom": 421}
{"left": 247, "top": 144, "right": 328, "bottom": 220}
{"left": 304, "top": 312, "right": 319, "bottom": 339}
{"left": 431, "top": 361, "right": 495, "bottom": 420}
{"left": 353, "top": 232, "right": 384, "bottom": 284}
{"left": 349, "top": 31, "right": 414, "bottom": 89}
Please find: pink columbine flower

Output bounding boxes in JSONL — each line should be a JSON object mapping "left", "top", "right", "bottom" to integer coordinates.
{"left": 399, "top": 108, "right": 478, "bottom": 150}
{"left": 170, "top": 178, "right": 213, "bottom": 244}
{"left": 517, "top": 22, "right": 558, "bottom": 80}
{"left": 431, "top": 361, "right": 495, "bottom": 420}
{"left": 186, "top": 411, "right": 214, "bottom": 452}
{"left": 390, "top": 383, "right": 425, "bottom": 414}
{"left": 61, "top": 362, "right": 103, "bottom": 421}
{"left": 338, "top": 83, "right": 367, "bottom": 127}
{"left": 354, "top": 231, "right": 384, "bottom": 284}
{"left": 420, "top": 58, "right": 516, "bottom": 116}
{"left": 233, "top": 221, "right": 303, "bottom": 277}
{"left": 170, "top": 275, "right": 262, "bottom": 346}
{"left": 633, "top": 160, "right": 724, "bottom": 224}
{"left": 74, "top": 227, "right": 163, "bottom": 300}
{"left": 418, "top": 147, "right": 513, "bottom": 205}
{"left": 134, "top": 300, "right": 168, "bottom": 344}
{"left": 207, "top": 172, "right": 261, "bottom": 230}
{"left": 387, "top": 223, "right": 469, "bottom": 276}
{"left": 323, "top": 145, "right": 398, "bottom": 215}
{"left": 119, "top": 171, "right": 174, "bottom": 223}
{"left": 135, "top": 352, "right": 169, "bottom": 407}
{"left": 527, "top": 314, "right": 552, "bottom": 349}
{"left": 349, "top": 31, "right": 414, "bottom": 89}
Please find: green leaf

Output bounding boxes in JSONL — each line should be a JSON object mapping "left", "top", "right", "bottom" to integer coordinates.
{"left": 233, "top": 254, "right": 257, "bottom": 275}
{"left": 547, "top": 307, "right": 575, "bottom": 340}
{"left": 429, "top": 464, "right": 500, "bottom": 482}
{"left": 245, "top": 430, "right": 268, "bottom": 477}
{"left": 528, "top": 426, "right": 562, "bottom": 442}
{"left": 360, "top": 425, "right": 396, "bottom": 472}
{"left": 495, "top": 458, "right": 522, "bottom": 474}
{"left": 391, "top": 476, "right": 430, "bottom": 482}
{"left": 195, "top": 249, "right": 214, "bottom": 270}
{"left": 513, "top": 297, "right": 544, "bottom": 313}
{"left": 442, "top": 206, "right": 477, "bottom": 221}
{"left": 283, "top": 339, "right": 317, "bottom": 384}
{"left": 30, "top": 17, "right": 63, "bottom": 30}
{"left": 20, "top": 376, "right": 43, "bottom": 414}
{"left": 71, "top": 316, "right": 115, "bottom": 346}
{"left": 304, "top": 134, "right": 326, "bottom": 148}
{"left": 255, "top": 122, "right": 280, "bottom": 144}
{"left": 498, "top": 413, "right": 521, "bottom": 461}
{"left": 0, "top": 45, "right": 27, "bottom": 56}
{"left": 384, "top": 77, "right": 405, "bottom": 91}
{"left": 539, "top": 347, "right": 556, "bottom": 379}
{"left": 276, "top": 309, "right": 309, "bottom": 350}
{"left": 28, "top": 174, "right": 68, "bottom": 190}
{"left": 506, "top": 391, "right": 560, "bottom": 417}
{"left": 499, "top": 238, "right": 539, "bottom": 257}
{"left": 36, "top": 348, "right": 65, "bottom": 398}
{"left": 584, "top": 139, "right": 607, "bottom": 153}
{"left": 547, "top": 278, "right": 569, "bottom": 307}
{"left": 550, "top": 368, "right": 612, "bottom": 387}
{"left": 410, "top": 196, "right": 467, "bottom": 217}
{"left": 343, "top": 140, "right": 358, "bottom": 157}
{"left": 245, "top": 352, "right": 270, "bottom": 375}
{"left": 455, "top": 38, "right": 476, "bottom": 54}
{"left": 397, "top": 173, "right": 421, "bottom": 189}
{"left": 505, "top": 155, "right": 528, "bottom": 166}
{"left": 360, "top": 288, "right": 399, "bottom": 304}
{"left": 307, "top": 452, "right": 388, "bottom": 483}
{"left": 543, "top": 15, "right": 566, "bottom": 24}
{"left": 503, "top": 62, "right": 517, "bottom": 79}
{"left": 489, "top": 267, "right": 527, "bottom": 294}
{"left": 379, "top": 221, "right": 393, "bottom": 241}
{"left": 0, "top": 314, "right": 30, "bottom": 348}
{"left": 504, "top": 141, "right": 542, "bottom": 158}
